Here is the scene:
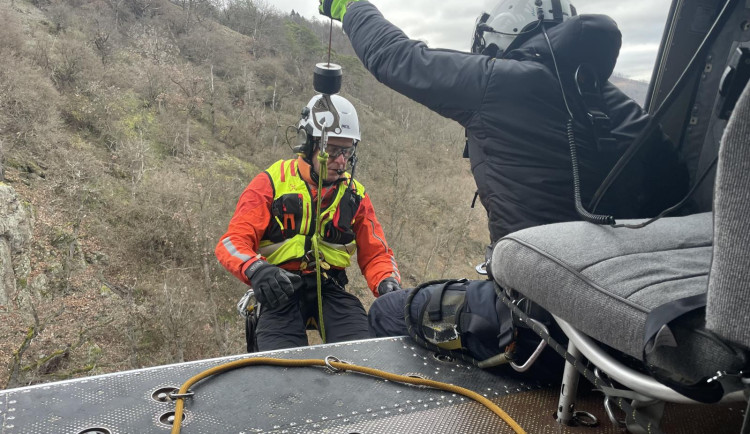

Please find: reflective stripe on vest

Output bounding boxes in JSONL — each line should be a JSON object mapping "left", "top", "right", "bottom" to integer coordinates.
{"left": 259, "top": 159, "right": 364, "bottom": 268}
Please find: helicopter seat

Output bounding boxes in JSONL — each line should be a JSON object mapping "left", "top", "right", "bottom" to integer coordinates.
{"left": 491, "top": 80, "right": 750, "bottom": 427}
{"left": 492, "top": 212, "right": 743, "bottom": 384}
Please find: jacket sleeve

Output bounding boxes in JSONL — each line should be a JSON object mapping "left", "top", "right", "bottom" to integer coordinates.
{"left": 343, "top": 1, "right": 493, "bottom": 126}
{"left": 353, "top": 193, "right": 401, "bottom": 296}
{"left": 215, "top": 172, "right": 274, "bottom": 285}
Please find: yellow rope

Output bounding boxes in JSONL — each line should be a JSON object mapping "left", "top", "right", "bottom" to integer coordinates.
{"left": 170, "top": 357, "right": 526, "bottom": 434}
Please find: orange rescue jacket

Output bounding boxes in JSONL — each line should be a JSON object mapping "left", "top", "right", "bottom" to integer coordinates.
{"left": 215, "top": 157, "right": 400, "bottom": 296}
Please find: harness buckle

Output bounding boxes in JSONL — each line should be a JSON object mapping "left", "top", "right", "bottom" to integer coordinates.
{"left": 301, "top": 250, "right": 330, "bottom": 272}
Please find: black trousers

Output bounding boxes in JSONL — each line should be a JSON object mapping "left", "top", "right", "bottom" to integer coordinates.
{"left": 256, "top": 273, "right": 369, "bottom": 351}
{"left": 368, "top": 288, "right": 417, "bottom": 338}
{"left": 368, "top": 282, "right": 565, "bottom": 381}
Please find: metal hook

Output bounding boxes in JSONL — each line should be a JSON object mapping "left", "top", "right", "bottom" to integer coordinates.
{"left": 311, "top": 94, "right": 342, "bottom": 153}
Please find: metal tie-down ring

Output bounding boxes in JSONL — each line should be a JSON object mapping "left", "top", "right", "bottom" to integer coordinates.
{"left": 325, "top": 355, "right": 348, "bottom": 373}
{"left": 168, "top": 390, "right": 195, "bottom": 400}
{"left": 572, "top": 410, "right": 599, "bottom": 427}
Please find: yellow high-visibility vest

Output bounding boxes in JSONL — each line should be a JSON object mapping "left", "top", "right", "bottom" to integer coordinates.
{"left": 258, "top": 159, "right": 365, "bottom": 269}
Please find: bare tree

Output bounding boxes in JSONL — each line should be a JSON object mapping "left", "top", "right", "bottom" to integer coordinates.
{"left": 103, "top": 0, "right": 127, "bottom": 28}
{"left": 92, "top": 22, "right": 112, "bottom": 66}
{"left": 168, "top": 65, "right": 207, "bottom": 155}
{"left": 118, "top": 131, "right": 152, "bottom": 194}
{"left": 251, "top": 0, "right": 273, "bottom": 45}
{"left": 0, "top": 138, "right": 5, "bottom": 182}
{"left": 209, "top": 64, "right": 216, "bottom": 135}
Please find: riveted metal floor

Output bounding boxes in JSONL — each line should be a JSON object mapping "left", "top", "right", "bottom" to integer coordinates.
{"left": 0, "top": 336, "right": 744, "bottom": 434}
{"left": 0, "top": 337, "right": 549, "bottom": 434}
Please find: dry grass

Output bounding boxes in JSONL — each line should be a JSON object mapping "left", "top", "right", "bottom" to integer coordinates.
{"left": 0, "top": 0, "right": 490, "bottom": 388}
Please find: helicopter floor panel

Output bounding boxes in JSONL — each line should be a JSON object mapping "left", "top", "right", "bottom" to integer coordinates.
{"left": 0, "top": 337, "right": 550, "bottom": 434}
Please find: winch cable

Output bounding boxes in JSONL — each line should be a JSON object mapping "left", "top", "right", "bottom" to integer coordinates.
{"left": 169, "top": 356, "right": 526, "bottom": 434}
{"left": 327, "top": 18, "right": 333, "bottom": 66}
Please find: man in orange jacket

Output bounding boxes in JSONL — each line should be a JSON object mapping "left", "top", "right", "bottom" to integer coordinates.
{"left": 216, "top": 94, "right": 402, "bottom": 351}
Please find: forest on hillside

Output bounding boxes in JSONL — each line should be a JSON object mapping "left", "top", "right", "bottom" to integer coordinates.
{"left": 0, "top": 0, "right": 650, "bottom": 389}
{"left": 0, "top": 0, "right": 489, "bottom": 388}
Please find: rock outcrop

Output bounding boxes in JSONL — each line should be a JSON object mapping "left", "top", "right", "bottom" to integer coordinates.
{"left": 0, "top": 182, "right": 33, "bottom": 307}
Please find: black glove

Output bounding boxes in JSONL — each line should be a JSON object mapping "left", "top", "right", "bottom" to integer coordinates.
{"left": 245, "top": 260, "right": 301, "bottom": 309}
{"left": 377, "top": 277, "right": 402, "bottom": 296}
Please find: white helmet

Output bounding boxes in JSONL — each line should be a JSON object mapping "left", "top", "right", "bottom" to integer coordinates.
{"left": 295, "top": 94, "right": 360, "bottom": 157}
{"left": 470, "top": 0, "right": 577, "bottom": 57}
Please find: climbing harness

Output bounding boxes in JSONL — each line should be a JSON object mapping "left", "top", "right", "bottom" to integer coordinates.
{"left": 168, "top": 355, "right": 526, "bottom": 434}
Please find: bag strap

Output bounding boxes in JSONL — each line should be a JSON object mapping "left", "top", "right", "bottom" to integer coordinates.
{"left": 574, "top": 64, "right": 617, "bottom": 152}
{"left": 427, "top": 279, "right": 467, "bottom": 321}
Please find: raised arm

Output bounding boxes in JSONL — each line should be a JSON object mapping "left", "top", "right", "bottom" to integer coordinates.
{"left": 342, "top": 2, "right": 494, "bottom": 126}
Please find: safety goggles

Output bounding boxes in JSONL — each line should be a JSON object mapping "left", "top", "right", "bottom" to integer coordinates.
{"left": 325, "top": 144, "right": 355, "bottom": 160}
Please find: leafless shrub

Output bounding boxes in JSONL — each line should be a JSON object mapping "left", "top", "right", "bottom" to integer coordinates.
{"left": 51, "top": 39, "right": 90, "bottom": 90}
{"left": 31, "top": 36, "right": 55, "bottom": 71}
{"left": 127, "top": 23, "right": 179, "bottom": 64}
{"left": 0, "top": 59, "right": 61, "bottom": 149}
{"left": 126, "top": 0, "right": 156, "bottom": 18}
{"left": 92, "top": 22, "right": 114, "bottom": 66}
{"left": 46, "top": 3, "right": 75, "bottom": 34}
{"left": 0, "top": 11, "right": 24, "bottom": 57}
{"left": 116, "top": 132, "right": 153, "bottom": 194}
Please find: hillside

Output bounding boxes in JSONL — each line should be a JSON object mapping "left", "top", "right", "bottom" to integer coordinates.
{"left": 0, "top": 0, "right": 651, "bottom": 389}
{"left": 0, "top": 0, "right": 486, "bottom": 387}
{"left": 610, "top": 74, "right": 650, "bottom": 106}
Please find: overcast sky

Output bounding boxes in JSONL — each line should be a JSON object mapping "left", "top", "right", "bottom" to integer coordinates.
{"left": 269, "top": 0, "right": 672, "bottom": 81}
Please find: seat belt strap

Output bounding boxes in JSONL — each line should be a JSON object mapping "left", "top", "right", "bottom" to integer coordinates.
{"left": 641, "top": 292, "right": 728, "bottom": 403}
{"left": 643, "top": 292, "right": 707, "bottom": 353}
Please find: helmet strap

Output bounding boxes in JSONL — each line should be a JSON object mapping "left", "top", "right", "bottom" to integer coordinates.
{"left": 347, "top": 145, "right": 359, "bottom": 188}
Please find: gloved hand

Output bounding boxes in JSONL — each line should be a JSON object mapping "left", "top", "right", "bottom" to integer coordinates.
{"left": 244, "top": 260, "right": 302, "bottom": 309}
{"left": 377, "top": 277, "right": 402, "bottom": 296}
{"left": 319, "top": 0, "right": 366, "bottom": 22}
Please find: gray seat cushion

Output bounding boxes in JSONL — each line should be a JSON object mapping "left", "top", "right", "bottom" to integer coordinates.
{"left": 491, "top": 212, "right": 713, "bottom": 360}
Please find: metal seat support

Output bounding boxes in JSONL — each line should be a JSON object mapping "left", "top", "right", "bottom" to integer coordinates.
{"left": 556, "top": 341, "right": 582, "bottom": 425}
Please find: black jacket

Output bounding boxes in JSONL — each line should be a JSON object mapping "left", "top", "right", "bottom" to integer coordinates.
{"left": 344, "top": 3, "right": 687, "bottom": 242}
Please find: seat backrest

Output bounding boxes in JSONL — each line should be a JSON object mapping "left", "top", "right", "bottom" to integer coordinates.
{"left": 706, "top": 80, "right": 750, "bottom": 350}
